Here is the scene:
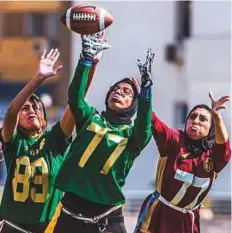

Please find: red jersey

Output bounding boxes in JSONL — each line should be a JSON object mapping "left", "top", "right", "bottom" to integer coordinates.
{"left": 136, "top": 112, "right": 231, "bottom": 233}
{"left": 151, "top": 112, "right": 231, "bottom": 208}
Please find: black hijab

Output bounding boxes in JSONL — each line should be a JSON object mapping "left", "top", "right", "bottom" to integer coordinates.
{"left": 184, "top": 104, "right": 215, "bottom": 155}
{"left": 102, "top": 78, "right": 139, "bottom": 125}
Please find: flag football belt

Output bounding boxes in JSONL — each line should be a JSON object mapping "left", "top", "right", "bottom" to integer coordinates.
{"left": 158, "top": 195, "right": 200, "bottom": 213}
{"left": 0, "top": 220, "right": 32, "bottom": 233}
{"left": 158, "top": 195, "right": 200, "bottom": 233}
{"left": 61, "top": 204, "right": 122, "bottom": 224}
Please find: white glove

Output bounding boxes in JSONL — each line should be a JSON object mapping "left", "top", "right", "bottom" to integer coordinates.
{"left": 80, "top": 31, "right": 111, "bottom": 61}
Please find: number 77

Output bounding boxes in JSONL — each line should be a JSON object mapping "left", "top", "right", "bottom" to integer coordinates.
{"left": 78, "top": 122, "right": 128, "bottom": 175}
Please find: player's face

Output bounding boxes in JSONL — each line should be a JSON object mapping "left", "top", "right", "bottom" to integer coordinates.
{"left": 19, "top": 100, "right": 46, "bottom": 132}
{"left": 185, "top": 108, "right": 212, "bottom": 140}
{"left": 107, "top": 82, "right": 134, "bottom": 110}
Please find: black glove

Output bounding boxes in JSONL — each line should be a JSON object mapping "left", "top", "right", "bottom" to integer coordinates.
{"left": 80, "top": 31, "right": 111, "bottom": 61}
{"left": 137, "top": 48, "right": 155, "bottom": 88}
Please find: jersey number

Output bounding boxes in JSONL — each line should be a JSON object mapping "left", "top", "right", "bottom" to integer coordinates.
{"left": 78, "top": 122, "right": 128, "bottom": 175}
{"left": 171, "top": 169, "right": 210, "bottom": 208}
{"left": 12, "top": 156, "right": 49, "bottom": 203}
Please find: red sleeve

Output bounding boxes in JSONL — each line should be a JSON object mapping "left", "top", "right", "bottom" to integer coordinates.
{"left": 151, "top": 112, "right": 180, "bottom": 156}
{"left": 211, "top": 139, "right": 231, "bottom": 173}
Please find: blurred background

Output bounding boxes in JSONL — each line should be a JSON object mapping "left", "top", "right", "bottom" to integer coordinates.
{"left": 0, "top": 1, "right": 231, "bottom": 232}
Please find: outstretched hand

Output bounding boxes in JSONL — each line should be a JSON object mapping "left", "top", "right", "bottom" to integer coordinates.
{"left": 209, "top": 91, "right": 231, "bottom": 115}
{"left": 36, "top": 48, "right": 63, "bottom": 79}
{"left": 137, "top": 48, "right": 155, "bottom": 88}
{"left": 81, "top": 31, "right": 111, "bottom": 61}
{"left": 92, "top": 31, "right": 108, "bottom": 64}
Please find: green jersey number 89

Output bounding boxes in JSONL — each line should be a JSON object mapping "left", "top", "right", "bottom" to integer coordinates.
{"left": 12, "top": 156, "right": 49, "bottom": 203}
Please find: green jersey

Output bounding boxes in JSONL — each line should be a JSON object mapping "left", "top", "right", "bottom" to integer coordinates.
{"left": 55, "top": 60, "right": 152, "bottom": 206}
{"left": 0, "top": 122, "right": 71, "bottom": 224}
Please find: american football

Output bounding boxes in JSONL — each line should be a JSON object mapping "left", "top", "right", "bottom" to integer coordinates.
{"left": 60, "top": 3, "right": 114, "bottom": 35}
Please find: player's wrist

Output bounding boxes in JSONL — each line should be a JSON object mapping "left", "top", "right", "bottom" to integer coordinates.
{"left": 141, "top": 75, "right": 153, "bottom": 88}
{"left": 79, "top": 58, "right": 93, "bottom": 67}
{"left": 34, "top": 73, "right": 47, "bottom": 82}
{"left": 140, "top": 85, "right": 152, "bottom": 99}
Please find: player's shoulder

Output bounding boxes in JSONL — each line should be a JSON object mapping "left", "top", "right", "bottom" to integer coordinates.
{"left": 0, "top": 130, "right": 25, "bottom": 154}
{"left": 89, "top": 111, "right": 104, "bottom": 124}
{"left": 6, "top": 130, "right": 22, "bottom": 143}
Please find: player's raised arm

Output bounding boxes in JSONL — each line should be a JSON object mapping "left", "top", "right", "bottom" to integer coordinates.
{"left": 131, "top": 49, "right": 154, "bottom": 154}
{"left": 208, "top": 91, "right": 231, "bottom": 172}
{"left": 60, "top": 54, "right": 101, "bottom": 139}
{"left": 209, "top": 91, "right": 230, "bottom": 144}
{"left": 1, "top": 49, "right": 62, "bottom": 143}
{"left": 138, "top": 49, "right": 180, "bottom": 156}
{"left": 68, "top": 32, "right": 110, "bottom": 131}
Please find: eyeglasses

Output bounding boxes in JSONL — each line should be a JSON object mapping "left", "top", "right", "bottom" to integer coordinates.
{"left": 112, "top": 86, "right": 134, "bottom": 98}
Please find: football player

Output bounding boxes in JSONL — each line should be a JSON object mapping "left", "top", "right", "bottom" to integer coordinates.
{"left": 0, "top": 46, "right": 98, "bottom": 233}
{"left": 46, "top": 35, "right": 154, "bottom": 233}
{"left": 134, "top": 93, "right": 231, "bottom": 233}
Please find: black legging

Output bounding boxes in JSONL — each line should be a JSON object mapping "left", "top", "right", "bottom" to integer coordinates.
{"left": 53, "top": 192, "right": 127, "bottom": 233}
